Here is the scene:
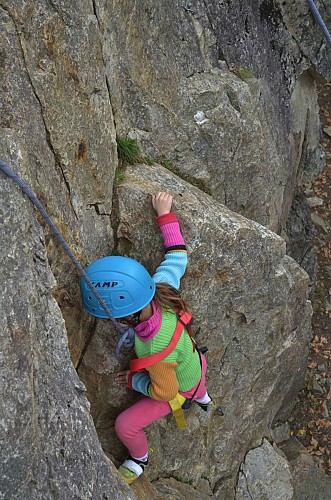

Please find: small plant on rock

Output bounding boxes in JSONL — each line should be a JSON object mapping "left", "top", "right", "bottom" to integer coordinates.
{"left": 116, "top": 137, "right": 141, "bottom": 165}
{"left": 115, "top": 166, "right": 125, "bottom": 185}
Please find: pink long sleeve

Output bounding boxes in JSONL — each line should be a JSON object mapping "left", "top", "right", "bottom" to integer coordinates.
{"left": 156, "top": 213, "right": 186, "bottom": 249}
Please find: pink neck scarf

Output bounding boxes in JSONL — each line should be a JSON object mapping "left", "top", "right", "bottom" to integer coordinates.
{"left": 134, "top": 301, "right": 162, "bottom": 342}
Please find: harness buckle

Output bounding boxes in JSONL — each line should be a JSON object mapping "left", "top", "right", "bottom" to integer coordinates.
{"left": 181, "top": 399, "right": 192, "bottom": 410}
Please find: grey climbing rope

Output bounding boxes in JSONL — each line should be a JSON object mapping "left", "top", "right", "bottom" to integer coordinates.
{"left": 0, "top": 159, "right": 134, "bottom": 362}
{"left": 307, "top": 0, "right": 331, "bottom": 48}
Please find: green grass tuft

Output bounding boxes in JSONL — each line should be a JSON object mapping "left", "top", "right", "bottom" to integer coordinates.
{"left": 116, "top": 137, "right": 141, "bottom": 165}
{"left": 160, "top": 157, "right": 181, "bottom": 175}
{"left": 115, "top": 166, "right": 125, "bottom": 185}
{"left": 143, "top": 156, "right": 155, "bottom": 166}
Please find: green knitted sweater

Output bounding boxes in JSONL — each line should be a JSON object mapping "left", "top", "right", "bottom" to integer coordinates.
{"left": 134, "top": 308, "right": 201, "bottom": 392}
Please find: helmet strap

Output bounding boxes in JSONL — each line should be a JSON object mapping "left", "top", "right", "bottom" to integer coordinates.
{"left": 131, "top": 310, "right": 142, "bottom": 326}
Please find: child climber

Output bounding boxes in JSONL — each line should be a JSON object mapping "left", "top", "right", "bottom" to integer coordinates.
{"left": 80, "top": 192, "right": 213, "bottom": 484}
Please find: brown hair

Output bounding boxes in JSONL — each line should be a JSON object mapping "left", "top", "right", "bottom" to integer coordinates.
{"left": 153, "top": 282, "right": 190, "bottom": 313}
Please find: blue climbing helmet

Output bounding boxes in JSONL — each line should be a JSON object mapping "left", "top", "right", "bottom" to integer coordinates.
{"left": 80, "top": 256, "right": 156, "bottom": 319}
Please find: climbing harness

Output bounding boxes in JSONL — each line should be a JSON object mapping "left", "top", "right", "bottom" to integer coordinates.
{"left": 168, "top": 346, "right": 207, "bottom": 429}
{"left": 130, "top": 310, "right": 207, "bottom": 429}
{"left": 307, "top": 0, "right": 331, "bottom": 48}
{"left": 169, "top": 394, "right": 188, "bottom": 429}
{"left": 130, "top": 310, "right": 195, "bottom": 371}
{"left": 130, "top": 310, "right": 194, "bottom": 429}
{"left": 0, "top": 159, "right": 132, "bottom": 363}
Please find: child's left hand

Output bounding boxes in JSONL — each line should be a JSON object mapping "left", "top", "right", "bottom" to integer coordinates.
{"left": 152, "top": 192, "right": 173, "bottom": 216}
{"left": 115, "top": 370, "right": 130, "bottom": 386}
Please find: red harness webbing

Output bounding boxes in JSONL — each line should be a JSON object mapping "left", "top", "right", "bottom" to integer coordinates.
{"left": 130, "top": 310, "right": 194, "bottom": 372}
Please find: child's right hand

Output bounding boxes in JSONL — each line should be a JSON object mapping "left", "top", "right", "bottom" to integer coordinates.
{"left": 152, "top": 192, "right": 173, "bottom": 216}
{"left": 115, "top": 370, "right": 130, "bottom": 386}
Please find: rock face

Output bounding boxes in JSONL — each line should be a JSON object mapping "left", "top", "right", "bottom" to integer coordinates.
{"left": 279, "top": 438, "right": 331, "bottom": 500}
{"left": 0, "top": 0, "right": 330, "bottom": 498}
{"left": 0, "top": 0, "right": 116, "bottom": 365}
{"left": 0, "top": 175, "right": 134, "bottom": 499}
{"left": 236, "top": 438, "right": 331, "bottom": 500}
{"left": 101, "top": 0, "right": 329, "bottom": 231}
{"left": 236, "top": 439, "right": 294, "bottom": 500}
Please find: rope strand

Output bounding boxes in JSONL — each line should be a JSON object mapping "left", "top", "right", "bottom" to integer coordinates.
{"left": 307, "top": 0, "right": 331, "bottom": 48}
{"left": 0, "top": 159, "right": 134, "bottom": 362}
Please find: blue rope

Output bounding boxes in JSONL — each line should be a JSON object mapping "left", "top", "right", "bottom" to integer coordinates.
{"left": 0, "top": 159, "right": 134, "bottom": 362}
{"left": 307, "top": 0, "right": 331, "bottom": 48}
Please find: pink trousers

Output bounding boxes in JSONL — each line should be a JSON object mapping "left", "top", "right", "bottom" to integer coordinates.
{"left": 115, "top": 354, "right": 207, "bottom": 458}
